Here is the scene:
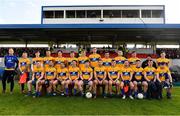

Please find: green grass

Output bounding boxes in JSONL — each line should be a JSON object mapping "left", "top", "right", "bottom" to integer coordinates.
{"left": 0, "top": 82, "right": 180, "bottom": 115}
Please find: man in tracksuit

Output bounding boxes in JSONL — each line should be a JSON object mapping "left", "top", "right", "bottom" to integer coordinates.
{"left": 2, "top": 48, "right": 18, "bottom": 94}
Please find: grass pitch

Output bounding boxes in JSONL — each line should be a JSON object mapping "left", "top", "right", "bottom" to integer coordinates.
{"left": 0, "top": 82, "right": 179, "bottom": 115}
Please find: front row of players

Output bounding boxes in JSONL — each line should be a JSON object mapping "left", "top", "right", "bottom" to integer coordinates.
{"left": 27, "top": 59, "right": 173, "bottom": 99}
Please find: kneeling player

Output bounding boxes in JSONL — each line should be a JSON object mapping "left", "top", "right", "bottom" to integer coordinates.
{"left": 27, "top": 62, "right": 44, "bottom": 97}
{"left": 93, "top": 60, "right": 108, "bottom": 98}
{"left": 41, "top": 61, "right": 56, "bottom": 96}
{"left": 132, "top": 60, "right": 148, "bottom": 98}
{"left": 53, "top": 63, "right": 70, "bottom": 96}
{"left": 156, "top": 63, "right": 173, "bottom": 99}
{"left": 79, "top": 61, "right": 93, "bottom": 96}
{"left": 107, "top": 60, "right": 120, "bottom": 97}
{"left": 120, "top": 60, "right": 134, "bottom": 99}
{"left": 68, "top": 60, "right": 80, "bottom": 96}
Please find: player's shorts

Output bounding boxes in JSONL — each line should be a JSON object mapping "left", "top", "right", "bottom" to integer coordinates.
{"left": 122, "top": 80, "right": 130, "bottom": 85}
{"left": 83, "top": 79, "right": 92, "bottom": 85}
{"left": 97, "top": 77, "right": 103, "bottom": 81}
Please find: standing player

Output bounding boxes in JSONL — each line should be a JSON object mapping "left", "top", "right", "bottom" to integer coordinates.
{"left": 41, "top": 61, "right": 56, "bottom": 95}
{"left": 18, "top": 52, "right": 31, "bottom": 93}
{"left": 67, "top": 51, "right": 78, "bottom": 68}
{"left": 128, "top": 51, "right": 140, "bottom": 69}
{"left": 68, "top": 60, "right": 80, "bottom": 96}
{"left": 114, "top": 50, "right": 126, "bottom": 68}
{"left": 120, "top": 60, "right": 134, "bottom": 99}
{"left": 43, "top": 50, "right": 54, "bottom": 70}
{"left": 156, "top": 63, "right": 173, "bottom": 99}
{"left": 78, "top": 50, "right": 89, "bottom": 70}
{"left": 31, "top": 51, "right": 43, "bottom": 71}
{"left": 2, "top": 48, "right": 18, "bottom": 94}
{"left": 107, "top": 60, "right": 120, "bottom": 97}
{"left": 54, "top": 50, "right": 66, "bottom": 70}
{"left": 102, "top": 52, "right": 112, "bottom": 71}
{"left": 93, "top": 60, "right": 108, "bottom": 98}
{"left": 143, "top": 60, "right": 157, "bottom": 99}
{"left": 27, "top": 62, "right": 44, "bottom": 97}
{"left": 132, "top": 60, "right": 148, "bottom": 98}
{"left": 79, "top": 61, "right": 93, "bottom": 96}
{"left": 53, "top": 63, "right": 69, "bottom": 96}
{"left": 156, "top": 52, "right": 170, "bottom": 68}
{"left": 89, "top": 48, "right": 101, "bottom": 68}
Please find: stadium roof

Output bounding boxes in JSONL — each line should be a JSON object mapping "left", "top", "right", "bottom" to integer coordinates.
{"left": 0, "top": 24, "right": 180, "bottom": 43}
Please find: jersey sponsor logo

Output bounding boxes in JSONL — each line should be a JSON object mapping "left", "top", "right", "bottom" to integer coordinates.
{"left": 58, "top": 72, "right": 66, "bottom": 76}
{"left": 90, "top": 58, "right": 99, "bottom": 61}
{"left": 70, "top": 72, "right": 78, "bottom": 76}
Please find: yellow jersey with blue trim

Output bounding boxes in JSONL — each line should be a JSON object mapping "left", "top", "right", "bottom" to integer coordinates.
{"left": 89, "top": 53, "right": 101, "bottom": 68}
{"left": 68, "top": 67, "right": 80, "bottom": 80}
{"left": 80, "top": 67, "right": 93, "bottom": 80}
{"left": 19, "top": 58, "right": 31, "bottom": 72}
{"left": 143, "top": 66, "right": 156, "bottom": 81}
{"left": 45, "top": 67, "right": 56, "bottom": 80}
{"left": 120, "top": 67, "right": 133, "bottom": 81}
{"left": 156, "top": 67, "right": 171, "bottom": 81}
{"left": 114, "top": 56, "right": 126, "bottom": 68}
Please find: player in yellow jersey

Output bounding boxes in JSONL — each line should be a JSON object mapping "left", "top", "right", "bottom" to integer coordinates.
{"left": 128, "top": 51, "right": 140, "bottom": 69}
{"left": 156, "top": 52, "right": 170, "bottom": 68}
{"left": 107, "top": 60, "right": 120, "bottom": 97}
{"left": 102, "top": 52, "right": 112, "bottom": 71}
{"left": 93, "top": 60, "right": 108, "bottom": 98}
{"left": 114, "top": 50, "right": 126, "bottom": 68}
{"left": 43, "top": 50, "right": 54, "bottom": 69}
{"left": 68, "top": 60, "right": 80, "bottom": 96}
{"left": 79, "top": 61, "right": 93, "bottom": 96}
{"left": 143, "top": 60, "right": 157, "bottom": 99}
{"left": 89, "top": 47, "right": 101, "bottom": 68}
{"left": 53, "top": 63, "right": 69, "bottom": 96}
{"left": 156, "top": 63, "right": 173, "bottom": 99}
{"left": 31, "top": 51, "right": 43, "bottom": 71}
{"left": 54, "top": 50, "right": 66, "bottom": 70}
{"left": 67, "top": 51, "right": 78, "bottom": 68}
{"left": 41, "top": 61, "right": 56, "bottom": 96}
{"left": 120, "top": 60, "right": 134, "bottom": 99}
{"left": 27, "top": 62, "right": 44, "bottom": 97}
{"left": 132, "top": 60, "right": 148, "bottom": 99}
{"left": 78, "top": 50, "right": 89, "bottom": 70}
{"left": 18, "top": 52, "right": 31, "bottom": 93}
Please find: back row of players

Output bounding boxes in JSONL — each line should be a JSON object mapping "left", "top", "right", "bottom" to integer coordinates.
{"left": 5, "top": 48, "right": 173, "bottom": 99}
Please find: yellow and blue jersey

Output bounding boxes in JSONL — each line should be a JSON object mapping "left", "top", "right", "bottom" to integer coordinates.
{"left": 128, "top": 57, "right": 140, "bottom": 69}
{"left": 156, "top": 67, "right": 171, "bottom": 81}
{"left": 45, "top": 67, "right": 56, "bottom": 80}
{"left": 67, "top": 57, "right": 78, "bottom": 67}
{"left": 33, "top": 66, "right": 44, "bottom": 79}
{"left": 107, "top": 66, "right": 120, "bottom": 80}
{"left": 80, "top": 67, "right": 93, "bottom": 80}
{"left": 56, "top": 67, "right": 68, "bottom": 80}
{"left": 43, "top": 57, "right": 54, "bottom": 69}
{"left": 114, "top": 56, "right": 126, "bottom": 68}
{"left": 94, "top": 66, "right": 106, "bottom": 80}
{"left": 156, "top": 58, "right": 170, "bottom": 67}
{"left": 68, "top": 67, "right": 80, "bottom": 80}
{"left": 120, "top": 67, "right": 133, "bottom": 81}
{"left": 78, "top": 56, "right": 89, "bottom": 69}
{"left": 32, "top": 57, "right": 43, "bottom": 69}
{"left": 102, "top": 58, "right": 112, "bottom": 70}
{"left": 133, "top": 67, "right": 144, "bottom": 81}
{"left": 54, "top": 57, "right": 66, "bottom": 69}
{"left": 19, "top": 58, "right": 31, "bottom": 72}
{"left": 89, "top": 53, "right": 101, "bottom": 68}
{"left": 143, "top": 66, "right": 156, "bottom": 81}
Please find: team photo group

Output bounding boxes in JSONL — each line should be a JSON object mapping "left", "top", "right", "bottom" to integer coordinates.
{"left": 2, "top": 47, "right": 173, "bottom": 100}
